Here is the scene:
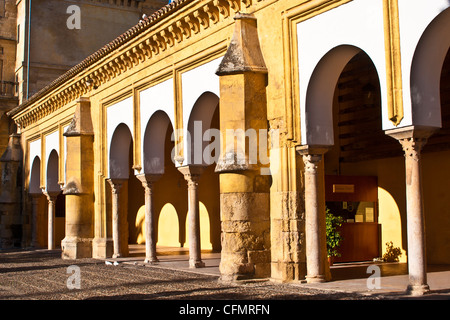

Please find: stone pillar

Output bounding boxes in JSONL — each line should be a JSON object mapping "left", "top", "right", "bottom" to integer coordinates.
{"left": 178, "top": 165, "right": 205, "bottom": 268}
{"left": 30, "top": 194, "right": 41, "bottom": 247}
{"left": 61, "top": 97, "right": 95, "bottom": 259}
{"left": 386, "top": 126, "right": 436, "bottom": 295}
{"left": 215, "top": 13, "right": 271, "bottom": 282}
{"left": 43, "top": 191, "right": 58, "bottom": 250}
{"left": 136, "top": 174, "right": 161, "bottom": 264}
{"left": 108, "top": 179, "right": 125, "bottom": 258}
{"left": 297, "top": 145, "right": 330, "bottom": 283}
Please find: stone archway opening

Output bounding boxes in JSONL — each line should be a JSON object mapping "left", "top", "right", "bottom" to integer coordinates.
{"left": 141, "top": 110, "right": 187, "bottom": 257}
{"left": 419, "top": 46, "right": 450, "bottom": 265}
{"left": 45, "top": 150, "right": 65, "bottom": 249}
{"left": 108, "top": 123, "right": 133, "bottom": 258}
{"left": 324, "top": 50, "right": 403, "bottom": 264}
{"left": 29, "top": 156, "right": 44, "bottom": 248}
{"left": 185, "top": 92, "right": 221, "bottom": 253}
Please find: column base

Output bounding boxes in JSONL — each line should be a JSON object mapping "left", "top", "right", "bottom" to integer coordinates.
{"left": 189, "top": 259, "right": 205, "bottom": 268}
{"left": 305, "top": 274, "right": 326, "bottom": 283}
{"left": 144, "top": 257, "right": 159, "bottom": 264}
{"left": 92, "top": 237, "right": 113, "bottom": 259}
{"left": 218, "top": 273, "right": 256, "bottom": 284}
{"left": 61, "top": 237, "right": 93, "bottom": 259}
{"left": 271, "top": 262, "right": 306, "bottom": 283}
{"left": 406, "top": 284, "right": 430, "bottom": 296}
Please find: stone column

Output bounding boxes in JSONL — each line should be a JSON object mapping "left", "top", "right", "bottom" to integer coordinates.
{"left": 297, "top": 145, "right": 330, "bottom": 283}
{"left": 30, "top": 194, "right": 41, "bottom": 247}
{"left": 107, "top": 179, "right": 125, "bottom": 258}
{"left": 178, "top": 165, "right": 205, "bottom": 268}
{"left": 386, "top": 125, "right": 436, "bottom": 295}
{"left": 136, "top": 174, "right": 161, "bottom": 264}
{"left": 43, "top": 191, "right": 58, "bottom": 250}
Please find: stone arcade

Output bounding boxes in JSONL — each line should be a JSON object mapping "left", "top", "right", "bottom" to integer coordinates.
{"left": 1, "top": 0, "right": 450, "bottom": 296}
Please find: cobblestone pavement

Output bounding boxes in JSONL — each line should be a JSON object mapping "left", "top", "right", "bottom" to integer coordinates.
{"left": 0, "top": 249, "right": 358, "bottom": 301}
{"left": 0, "top": 249, "right": 449, "bottom": 303}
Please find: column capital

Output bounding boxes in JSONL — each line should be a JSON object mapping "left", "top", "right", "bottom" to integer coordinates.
{"left": 398, "top": 137, "right": 428, "bottom": 162}
{"left": 297, "top": 145, "right": 331, "bottom": 174}
{"left": 42, "top": 190, "right": 59, "bottom": 202}
{"left": 136, "top": 174, "right": 161, "bottom": 189}
{"left": 107, "top": 178, "right": 126, "bottom": 194}
{"left": 296, "top": 144, "right": 331, "bottom": 156}
{"left": 177, "top": 165, "right": 205, "bottom": 186}
{"left": 385, "top": 125, "right": 438, "bottom": 162}
{"left": 385, "top": 125, "right": 437, "bottom": 142}
{"left": 302, "top": 154, "right": 323, "bottom": 174}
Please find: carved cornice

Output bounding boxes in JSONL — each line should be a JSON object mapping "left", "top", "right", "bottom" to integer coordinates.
{"left": 9, "top": 0, "right": 266, "bottom": 129}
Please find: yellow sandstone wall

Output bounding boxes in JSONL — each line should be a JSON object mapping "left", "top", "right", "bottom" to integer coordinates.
{"left": 9, "top": 0, "right": 450, "bottom": 274}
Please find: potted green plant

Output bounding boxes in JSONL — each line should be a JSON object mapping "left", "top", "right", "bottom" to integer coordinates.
{"left": 382, "top": 241, "right": 402, "bottom": 262}
{"left": 326, "top": 207, "right": 344, "bottom": 265}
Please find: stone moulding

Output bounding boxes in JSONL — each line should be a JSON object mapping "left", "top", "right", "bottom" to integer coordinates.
{"left": 8, "top": 0, "right": 267, "bottom": 130}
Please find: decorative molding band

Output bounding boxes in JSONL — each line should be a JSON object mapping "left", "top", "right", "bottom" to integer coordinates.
{"left": 10, "top": 0, "right": 266, "bottom": 129}
{"left": 383, "top": 0, "right": 404, "bottom": 126}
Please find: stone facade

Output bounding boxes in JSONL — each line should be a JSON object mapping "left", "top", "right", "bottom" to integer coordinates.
{"left": 1, "top": 0, "right": 450, "bottom": 296}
